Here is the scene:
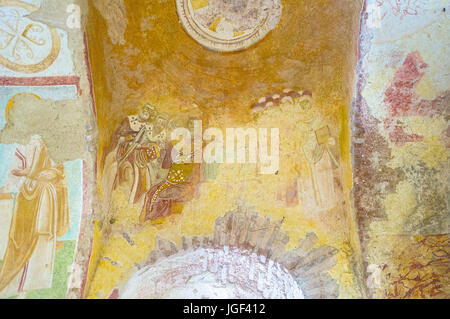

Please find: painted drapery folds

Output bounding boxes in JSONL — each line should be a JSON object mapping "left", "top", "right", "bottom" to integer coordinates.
{"left": 0, "top": 136, "right": 69, "bottom": 295}
{"left": 0, "top": 0, "right": 448, "bottom": 299}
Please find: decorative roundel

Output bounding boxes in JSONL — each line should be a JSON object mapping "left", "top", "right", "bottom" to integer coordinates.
{"left": 176, "top": 0, "right": 282, "bottom": 52}
{"left": 0, "top": 1, "right": 61, "bottom": 73}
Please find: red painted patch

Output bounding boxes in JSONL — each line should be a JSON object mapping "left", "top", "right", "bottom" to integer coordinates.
{"left": 0, "top": 76, "right": 81, "bottom": 96}
{"left": 382, "top": 52, "right": 446, "bottom": 146}
{"left": 384, "top": 51, "right": 427, "bottom": 118}
{"left": 384, "top": 118, "right": 423, "bottom": 146}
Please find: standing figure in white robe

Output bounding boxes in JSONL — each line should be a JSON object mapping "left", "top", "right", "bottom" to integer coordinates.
{"left": 0, "top": 136, "right": 69, "bottom": 297}
{"left": 295, "top": 95, "right": 339, "bottom": 213}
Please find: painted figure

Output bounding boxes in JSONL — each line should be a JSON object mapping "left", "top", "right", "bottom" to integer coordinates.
{"left": 103, "top": 103, "right": 198, "bottom": 223}
{"left": 139, "top": 139, "right": 198, "bottom": 223}
{"left": 0, "top": 136, "right": 69, "bottom": 296}
{"left": 251, "top": 89, "right": 340, "bottom": 212}
{"left": 294, "top": 93, "right": 339, "bottom": 212}
{"left": 102, "top": 104, "right": 167, "bottom": 209}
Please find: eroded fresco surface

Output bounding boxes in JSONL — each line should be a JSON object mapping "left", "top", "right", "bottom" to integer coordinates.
{"left": 354, "top": 0, "right": 449, "bottom": 298}
{"left": 85, "top": 0, "right": 365, "bottom": 299}
{"left": 0, "top": 0, "right": 95, "bottom": 299}
{"left": 0, "top": 0, "right": 448, "bottom": 299}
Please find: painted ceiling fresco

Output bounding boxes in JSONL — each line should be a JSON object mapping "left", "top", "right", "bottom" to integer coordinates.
{"left": 0, "top": 0, "right": 448, "bottom": 300}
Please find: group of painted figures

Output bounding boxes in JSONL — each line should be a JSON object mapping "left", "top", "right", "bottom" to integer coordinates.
{"left": 253, "top": 89, "right": 340, "bottom": 212}
{"left": 102, "top": 104, "right": 196, "bottom": 223}
{"left": 102, "top": 90, "right": 340, "bottom": 225}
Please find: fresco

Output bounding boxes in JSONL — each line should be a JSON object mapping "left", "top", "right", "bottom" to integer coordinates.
{"left": 0, "top": 0, "right": 447, "bottom": 300}
{"left": 0, "top": 87, "right": 84, "bottom": 299}
{"left": 354, "top": 0, "right": 449, "bottom": 298}
{"left": 84, "top": 0, "right": 363, "bottom": 299}
{"left": 0, "top": 0, "right": 94, "bottom": 299}
{"left": 176, "top": 0, "right": 283, "bottom": 52}
{"left": 0, "top": 0, "right": 74, "bottom": 76}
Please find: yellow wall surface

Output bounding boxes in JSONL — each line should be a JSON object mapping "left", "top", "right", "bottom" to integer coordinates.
{"left": 86, "top": 0, "right": 364, "bottom": 299}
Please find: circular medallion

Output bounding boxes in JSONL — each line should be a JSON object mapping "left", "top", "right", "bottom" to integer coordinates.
{"left": 0, "top": 0, "right": 61, "bottom": 73}
{"left": 176, "top": 0, "right": 282, "bottom": 52}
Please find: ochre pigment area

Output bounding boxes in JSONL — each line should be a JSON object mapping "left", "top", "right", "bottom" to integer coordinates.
{"left": 85, "top": 0, "right": 364, "bottom": 299}
{"left": 0, "top": 0, "right": 447, "bottom": 300}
